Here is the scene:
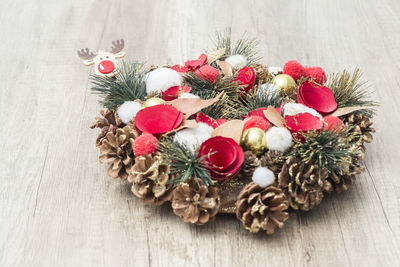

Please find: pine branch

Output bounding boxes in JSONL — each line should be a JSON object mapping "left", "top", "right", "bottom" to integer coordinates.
{"left": 287, "top": 127, "right": 360, "bottom": 174}
{"left": 90, "top": 61, "right": 147, "bottom": 110}
{"left": 158, "top": 137, "right": 213, "bottom": 187}
{"left": 184, "top": 72, "right": 242, "bottom": 119}
{"left": 207, "top": 28, "right": 261, "bottom": 65}
{"left": 326, "top": 69, "right": 378, "bottom": 117}
{"left": 237, "top": 84, "right": 284, "bottom": 116}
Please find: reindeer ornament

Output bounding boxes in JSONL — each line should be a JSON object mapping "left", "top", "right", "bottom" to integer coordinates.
{"left": 77, "top": 40, "right": 125, "bottom": 77}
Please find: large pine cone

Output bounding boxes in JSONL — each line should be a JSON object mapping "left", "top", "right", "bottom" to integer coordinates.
{"left": 260, "top": 150, "right": 285, "bottom": 175}
{"left": 91, "top": 109, "right": 123, "bottom": 147}
{"left": 326, "top": 158, "right": 365, "bottom": 193}
{"left": 343, "top": 113, "right": 375, "bottom": 143}
{"left": 128, "top": 154, "right": 173, "bottom": 205}
{"left": 236, "top": 183, "right": 289, "bottom": 235}
{"left": 99, "top": 125, "right": 138, "bottom": 180}
{"left": 171, "top": 178, "right": 220, "bottom": 225}
{"left": 278, "top": 157, "right": 329, "bottom": 211}
{"left": 237, "top": 151, "right": 260, "bottom": 180}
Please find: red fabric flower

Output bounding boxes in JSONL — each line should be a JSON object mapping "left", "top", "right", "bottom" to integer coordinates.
{"left": 171, "top": 65, "right": 189, "bottom": 73}
{"left": 285, "top": 112, "right": 323, "bottom": 133}
{"left": 305, "top": 67, "right": 326, "bottom": 84}
{"left": 198, "top": 136, "right": 244, "bottom": 181}
{"left": 134, "top": 104, "right": 183, "bottom": 134}
{"left": 323, "top": 116, "right": 345, "bottom": 133}
{"left": 185, "top": 54, "right": 207, "bottom": 71}
{"left": 283, "top": 60, "right": 306, "bottom": 80}
{"left": 234, "top": 66, "right": 256, "bottom": 93}
{"left": 243, "top": 116, "right": 270, "bottom": 131}
{"left": 162, "top": 86, "right": 192, "bottom": 101}
{"left": 196, "top": 113, "right": 225, "bottom": 129}
{"left": 298, "top": 80, "right": 337, "bottom": 114}
{"left": 133, "top": 132, "right": 158, "bottom": 156}
{"left": 194, "top": 65, "right": 220, "bottom": 83}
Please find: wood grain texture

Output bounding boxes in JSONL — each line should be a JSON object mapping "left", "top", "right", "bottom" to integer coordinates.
{"left": 0, "top": 0, "right": 399, "bottom": 266}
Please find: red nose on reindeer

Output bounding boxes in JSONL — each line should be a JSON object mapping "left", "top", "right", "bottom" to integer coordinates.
{"left": 98, "top": 60, "right": 115, "bottom": 74}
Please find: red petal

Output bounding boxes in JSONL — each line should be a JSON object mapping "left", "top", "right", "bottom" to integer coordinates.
{"left": 285, "top": 112, "right": 323, "bottom": 133}
{"left": 171, "top": 65, "right": 189, "bottom": 73}
{"left": 215, "top": 119, "right": 227, "bottom": 126}
{"left": 244, "top": 116, "right": 270, "bottom": 131}
{"left": 298, "top": 81, "right": 337, "bottom": 114}
{"left": 196, "top": 113, "right": 219, "bottom": 129}
{"left": 234, "top": 67, "right": 256, "bottom": 93}
{"left": 208, "top": 139, "right": 237, "bottom": 171}
{"left": 185, "top": 54, "right": 208, "bottom": 71}
{"left": 134, "top": 104, "right": 183, "bottom": 134}
{"left": 323, "top": 116, "right": 345, "bottom": 133}
{"left": 162, "top": 86, "right": 192, "bottom": 101}
{"left": 194, "top": 65, "right": 220, "bottom": 83}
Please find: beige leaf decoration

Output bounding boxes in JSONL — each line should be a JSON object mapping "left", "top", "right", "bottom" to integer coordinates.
{"left": 173, "top": 120, "right": 198, "bottom": 132}
{"left": 218, "top": 61, "right": 233, "bottom": 77}
{"left": 211, "top": 120, "right": 245, "bottom": 144}
{"left": 328, "top": 106, "right": 374, "bottom": 117}
{"left": 207, "top": 48, "right": 226, "bottom": 65}
{"left": 166, "top": 92, "right": 223, "bottom": 119}
{"left": 263, "top": 106, "right": 285, "bottom": 127}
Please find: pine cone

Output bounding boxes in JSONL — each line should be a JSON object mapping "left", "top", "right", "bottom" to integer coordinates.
{"left": 343, "top": 113, "right": 375, "bottom": 144}
{"left": 325, "top": 158, "right": 365, "bottom": 193}
{"left": 260, "top": 150, "right": 285, "bottom": 175}
{"left": 278, "top": 157, "right": 329, "bottom": 211}
{"left": 91, "top": 109, "right": 123, "bottom": 146}
{"left": 252, "top": 63, "right": 272, "bottom": 84}
{"left": 237, "top": 151, "right": 260, "bottom": 180}
{"left": 99, "top": 125, "right": 138, "bottom": 180}
{"left": 236, "top": 183, "right": 289, "bottom": 234}
{"left": 171, "top": 178, "right": 220, "bottom": 225}
{"left": 128, "top": 154, "right": 173, "bottom": 205}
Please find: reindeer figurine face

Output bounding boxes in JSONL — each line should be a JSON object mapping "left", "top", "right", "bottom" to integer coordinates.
{"left": 77, "top": 40, "right": 125, "bottom": 77}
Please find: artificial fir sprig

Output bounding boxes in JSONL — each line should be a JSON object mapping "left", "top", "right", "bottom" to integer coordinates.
{"left": 158, "top": 137, "right": 213, "bottom": 187}
{"left": 326, "top": 69, "right": 377, "bottom": 117}
{"left": 207, "top": 28, "right": 261, "bottom": 65}
{"left": 237, "top": 84, "right": 283, "bottom": 116}
{"left": 287, "top": 127, "right": 360, "bottom": 174}
{"left": 91, "top": 61, "right": 147, "bottom": 110}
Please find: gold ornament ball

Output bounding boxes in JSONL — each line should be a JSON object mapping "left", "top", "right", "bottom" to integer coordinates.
{"left": 271, "top": 74, "right": 296, "bottom": 94}
{"left": 143, "top": 97, "right": 165, "bottom": 107}
{"left": 240, "top": 127, "right": 267, "bottom": 156}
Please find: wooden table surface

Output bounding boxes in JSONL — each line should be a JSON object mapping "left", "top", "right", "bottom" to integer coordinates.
{"left": 1, "top": 0, "right": 399, "bottom": 266}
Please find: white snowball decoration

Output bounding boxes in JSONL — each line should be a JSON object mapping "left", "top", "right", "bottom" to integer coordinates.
{"left": 225, "top": 55, "right": 247, "bottom": 69}
{"left": 267, "top": 66, "right": 283, "bottom": 76}
{"left": 258, "top": 83, "right": 280, "bottom": 95}
{"left": 265, "top": 126, "right": 293, "bottom": 152}
{"left": 173, "top": 122, "right": 213, "bottom": 151}
{"left": 282, "top": 103, "right": 322, "bottom": 119}
{"left": 117, "top": 101, "right": 142, "bottom": 124}
{"left": 178, "top": 93, "right": 200, "bottom": 99}
{"left": 145, "top": 67, "right": 183, "bottom": 94}
{"left": 252, "top": 167, "right": 275, "bottom": 188}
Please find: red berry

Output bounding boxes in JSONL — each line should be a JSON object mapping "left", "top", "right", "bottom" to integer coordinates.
{"left": 243, "top": 116, "right": 270, "bottom": 131}
{"left": 305, "top": 67, "right": 327, "bottom": 84}
{"left": 283, "top": 60, "right": 306, "bottom": 80}
{"left": 133, "top": 132, "right": 159, "bottom": 156}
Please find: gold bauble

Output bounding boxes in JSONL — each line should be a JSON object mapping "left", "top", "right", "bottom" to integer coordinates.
{"left": 240, "top": 127, "right": 267, "bottom": 156}
{"left": 271, "top": 74, "right": 296, "bottom": 94}
{"left": 143, "top": 97, "right": 165, "bottom": 107}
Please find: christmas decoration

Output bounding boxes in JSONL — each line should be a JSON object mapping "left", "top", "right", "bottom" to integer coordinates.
{"left": 240, "top": 127, "right": 267, "bottom": 156}
{"left": 87, "top": 32, "right": 377, "bottom": 235}
{"left": 236, "top": 183, "right": 289, "bottom": 234}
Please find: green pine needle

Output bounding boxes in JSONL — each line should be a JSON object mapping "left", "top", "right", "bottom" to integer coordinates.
{"left": 287, "top": 127, "right": 360, "bottom": 174}
{"left": 207, "top": 28, "right": 261, "bottom": 65}
{"left": 90, "top": 61, "right": 147, "bottom": 110}
{"left": 326, "top": 69, "right": 378, "bottom": 117}
{"left": 158, "top": 138, "right": 214, "bottom": 187}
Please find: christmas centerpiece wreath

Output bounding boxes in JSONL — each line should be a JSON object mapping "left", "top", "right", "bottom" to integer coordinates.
{"left": 81, "top": 30, "right": 377, "bottom": 235}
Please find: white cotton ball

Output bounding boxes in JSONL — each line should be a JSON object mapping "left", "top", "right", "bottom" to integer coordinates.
{"left": 145, "top": 67, "right": 183, "bottom": 94}
{"left": 282, "top": 103, "right": 322, "bottom": 119}
{"left": 265, "top": 127, "right": 293, "bottom": 152}
{"left": 258, "top": 83, "right": 280, "bottom": 95}
{"left": 117, "top": 101, "right": 142, "bottom": 124}
{"left": 178, "top": 93, "right": 200, "bottom": 99}
{"left": 267, "top": 66, "right": 283, "bottom": 76}
{"left": 225, "top": 55, "right": 248, "bottom": 69}
{"left": 252, "top": 167, "right": 275, "bottom": 188}
{"left": 173, "top": 122, "right": 213, "bottom": 151}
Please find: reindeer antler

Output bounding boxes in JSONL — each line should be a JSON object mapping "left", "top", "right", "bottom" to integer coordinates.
{"left": 77, "top": 48, "right": 96, "bottom": 60}
{"left": 110, "top": 39, "right": 124, "bottom": 54}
